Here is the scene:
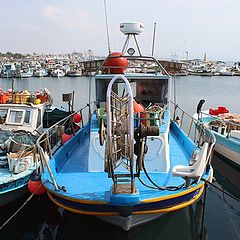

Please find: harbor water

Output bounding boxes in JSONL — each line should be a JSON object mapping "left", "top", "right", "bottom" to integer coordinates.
{"left": 0, "top": 75, "right": 240, "bottom": 240}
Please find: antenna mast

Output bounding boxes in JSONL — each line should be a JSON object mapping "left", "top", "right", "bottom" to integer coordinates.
{"left": 151, "top": 22, "right": 156, "bottom": 56}
{"left": 103, "top": 0, "right": 111, "bottom": 54}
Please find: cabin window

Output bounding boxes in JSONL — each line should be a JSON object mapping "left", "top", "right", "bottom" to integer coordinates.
{"left": 136, "top": 79, "right": 168, "bottom": 107}
{"left": 0, "top": 109, "right": 8, "bottom": 123}
{"left": 6, "top": 109, "right": 25, "bottom": 125}
{"left": 37, "top": 109, "right": 42, "bottom": 128}
{"left": 96, "top": 79, "right": 136, "bottom": 107}
{"left": 211, "top": 126, "right": 218, "bottom": 132}
{"left": 24, "top": 110, "right": 31, "bottom": 123}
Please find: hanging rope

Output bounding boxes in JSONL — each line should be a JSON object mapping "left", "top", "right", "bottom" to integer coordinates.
{"left": 0, "top": 180, "right": 47, "bottom": 231}
{"left": 200, "top": 182, "right": 208, "bottom": 240}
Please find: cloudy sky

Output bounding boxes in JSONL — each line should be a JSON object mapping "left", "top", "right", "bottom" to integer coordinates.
{"left": 1, "top": 0, "right": 239, "bottom": 61}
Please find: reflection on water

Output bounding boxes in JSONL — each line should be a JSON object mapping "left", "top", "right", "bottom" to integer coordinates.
{"left": 212, "top": 154, "right": 240, "bottom": 197}
{"left": 57, "top": 202, "right": 207, "bottom": 240}
{"left": 0, "top": 195, "right": 208, "bottom": 240}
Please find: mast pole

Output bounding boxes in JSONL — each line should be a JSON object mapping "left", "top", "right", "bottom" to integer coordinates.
{"left": 151, "top": 22, "right": 156, "bottom": 56}
{"left": 103, "top": 0, "right": 111, "bottom": 54}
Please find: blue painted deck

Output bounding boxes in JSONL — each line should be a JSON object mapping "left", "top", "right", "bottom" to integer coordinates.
{"left": 43, "top": 123, "right": 192, "bottom": 203}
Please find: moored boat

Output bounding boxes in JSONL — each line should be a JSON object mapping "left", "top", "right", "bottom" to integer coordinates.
{"left": 37, "top": 22, "right": 216, "bottom": 231}
{"left": 193, "top": 102, "right": 240, "bottom": 170}
{"left": 15, "top": 67, "right": 33, "bottom": 78}
{"left": 66, "top": 69, "right": 82, "bottom": 77}
{"left": 0, "top": 88, "right": 53, "bottom": 206}
{"left": 34, "top": 68, "right": 48, "bottom": 77}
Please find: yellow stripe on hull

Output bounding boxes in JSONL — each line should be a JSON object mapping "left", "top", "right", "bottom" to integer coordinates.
{"left": 47, "top": 184, "right": 205, "bottom": 216}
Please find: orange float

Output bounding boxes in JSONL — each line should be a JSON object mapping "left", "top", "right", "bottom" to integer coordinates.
{"left": 61, "top": 132, "right": 73, "bottom": 143}
{"left": 104, "top": 52, "right": 128, "bottom": 74}
{"left": 73, "top": 113, "right": 82, "bottom": 123}
{"left": 28, "top": 174, "right": 46, "bottom": 195}
{"left": 133, "top": 100, "right": 144, "bottom": 113}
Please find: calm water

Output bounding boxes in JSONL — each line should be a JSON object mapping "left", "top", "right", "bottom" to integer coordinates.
{"left": 0, "top": 75, "right": 240, "bottom": 240}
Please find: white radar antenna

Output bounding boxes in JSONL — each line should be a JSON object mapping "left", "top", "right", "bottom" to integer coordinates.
{"left": 120, "top": 22, "right": 144, "bottom": 56}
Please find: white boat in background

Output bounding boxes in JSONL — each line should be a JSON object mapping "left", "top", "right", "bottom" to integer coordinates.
{"left": 194, "top": 101, "right": 240, "bottom": 170}
{"left": 15, "top": 67, "right": 33, "bottom": 78}
{"left": 51, "top": 68, "right": 65, "bottom": 77}
{"left": 219, "top": 66, "right": 234, "bottom": 76}
{"left": 34, "top": 68, "right": 48, "bottom": 77}
{"left": 231, "top": 62, "right": 240, "bottom": 76}
{"left": 66, "top": 69, "right": 82, "bottom": 77}
{"left": 1, "top": 63, "right": 16, "bottom": 78}
{"left": 188, "top": 65, "right": 212, "bottom": 76}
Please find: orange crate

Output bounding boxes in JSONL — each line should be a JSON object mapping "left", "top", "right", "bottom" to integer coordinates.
{"left": 0, "top": 94, "right": 12, "bottom": 103}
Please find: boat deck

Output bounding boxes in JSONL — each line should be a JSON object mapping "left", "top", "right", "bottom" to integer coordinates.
{"left": 45, "top": 130, "right": 190, "bottom": 202}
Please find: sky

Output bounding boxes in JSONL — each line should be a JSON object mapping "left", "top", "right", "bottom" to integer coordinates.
{"left": 0, "top": 0, "right": 239, "bottom": 61}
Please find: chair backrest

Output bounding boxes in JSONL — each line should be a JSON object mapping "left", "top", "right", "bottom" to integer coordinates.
{"left": 191, "top": 142, "right": 209, "bottom": 178}
{"left": 172, "top": 142, "right": 209, "bottom": 182}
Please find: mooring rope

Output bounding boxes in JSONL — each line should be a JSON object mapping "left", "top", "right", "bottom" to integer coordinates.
{"left": 199, "top": 178, "right": 240, "bottom": 240}
{"left": 0, "top": 180, "right": 47, "bottom": 231}
{"left": 201, "top": 178, "right": 240, "bottom": 203}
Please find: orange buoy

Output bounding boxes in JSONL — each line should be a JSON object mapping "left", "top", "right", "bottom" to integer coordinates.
{"left": 73, "top": 113, "right": 82, "bottom": 123}
{"left": 133, "top": 100, "right": 145, "bottom": 113}
{"left": 104, "top": 52, "right": 128, "bottom": 74}
{"left": 28, "top": 174, "right": 46, "bottom": 195}
{"left": 61, "top": 132, "right": 73, "bottom": 143}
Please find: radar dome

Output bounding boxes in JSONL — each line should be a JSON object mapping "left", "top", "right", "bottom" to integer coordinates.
{"left": 120, "top": 22, "right": 144, "bottom": 35}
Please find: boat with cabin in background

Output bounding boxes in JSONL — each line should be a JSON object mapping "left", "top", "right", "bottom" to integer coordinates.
{"left": 0, "top": 88, "right": 53, "bottom": 206}
{"left": 194, "top": 101, "right": 240, "bottom": 170}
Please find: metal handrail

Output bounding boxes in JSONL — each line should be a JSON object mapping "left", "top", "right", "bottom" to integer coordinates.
{"left": 36, "top": 102, "right": 95, "bottom": 190}
{"left": 170, "top": 101, "right": 216, "bottom": 168}
{"left": 94, "top": 55, "right": 170, "bottom": 76}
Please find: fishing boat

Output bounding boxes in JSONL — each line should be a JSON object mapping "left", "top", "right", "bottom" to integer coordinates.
{"left": 0, "top": 63, "right": 16, "bottom": 78}
{"left": 66, "top": 69, "right": 82, "bottom": 77}
{"left": 51, "top": 66, "right": 65, "bottom": 77}
{"left": 15, "top": 67, "right": 34, "bottom": 78}
{"left": 0, "top": 88, "right": 56, "bottom": 207}
{"left": 37, "top": 22, "right": 216, "bottom": 231}
{"left": 34, "top": 68, "right": 49, "bottom": 77}
{"left": 193, "top": 101, "right": 240, "bottom": 170}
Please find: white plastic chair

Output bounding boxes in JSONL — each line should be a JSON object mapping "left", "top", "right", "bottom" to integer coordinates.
{"left": 172, "top": 142, "right": 209, "bottom": 183}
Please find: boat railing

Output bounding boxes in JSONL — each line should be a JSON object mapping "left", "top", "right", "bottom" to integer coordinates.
{"left": 94, "top": 55, "right": 170, "bottom": 76}
{"left": 171, "top": 101, "right": 216, "bottom": 168}
{"left": 7, "top": 141, "right": 39, "bottom": 174}
{"left": 36, "top": 101, "right": 95, "bottom": 191}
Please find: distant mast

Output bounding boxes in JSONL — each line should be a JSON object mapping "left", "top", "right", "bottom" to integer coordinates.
{"left": 203, "top": 52, "right": 207, "bottom": 62}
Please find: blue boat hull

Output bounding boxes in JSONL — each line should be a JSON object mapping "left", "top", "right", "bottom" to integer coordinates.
{"left": 0, "top": 173, "right": 33, "bottom": 207}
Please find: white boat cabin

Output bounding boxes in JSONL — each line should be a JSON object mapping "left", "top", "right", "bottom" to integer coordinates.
{"left": 0, "top": 103, "right": 45, "bottom": 134}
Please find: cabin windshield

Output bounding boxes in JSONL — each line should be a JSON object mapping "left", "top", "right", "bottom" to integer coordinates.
{"left": 5, "top": 109, "right": 25, "bottom": 125}
{"left": 96, "top": 78, "right": 168, "bottom": 108}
